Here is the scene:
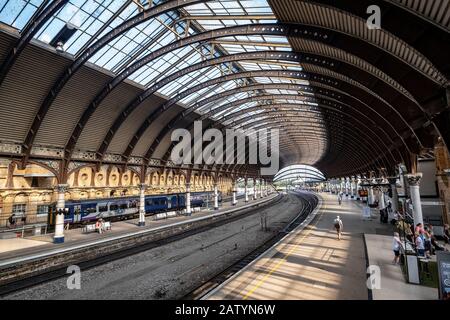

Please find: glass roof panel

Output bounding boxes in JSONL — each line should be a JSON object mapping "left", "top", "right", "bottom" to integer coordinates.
{"left": 0, "top": 0, "right": 328, "bottom": 165}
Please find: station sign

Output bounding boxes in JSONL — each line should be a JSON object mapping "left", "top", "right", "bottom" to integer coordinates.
{"left": 436, "top": 251, "right": 450, "bottom": 300}
{"left": 358, "top": 189, "right": 368, "bottom": 197}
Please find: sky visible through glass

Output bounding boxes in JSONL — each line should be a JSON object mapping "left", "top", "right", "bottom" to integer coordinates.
{"left": 0, "top": 0, "right": 327, "bottom": 164}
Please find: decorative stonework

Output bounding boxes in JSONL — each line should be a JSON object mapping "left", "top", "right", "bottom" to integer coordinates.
{"left": 103, "top": 153, "right": 122, "bottom": 163}
{"left": 166, "top": 160, "right": 175, "bottom": 167}
{"left": 139, "top": 183, "right": 147, "bottom": 191}
{"left": 31, "top": 146, "right": 64, "bottom": 158}
{"left": 128, "top": 157, "right": 143, "bottom": 165}
{"left": 67, "top": 161, "right": 87, "bottom": 173}
{"left": 0, "top": 142, "right": 22, "bottom": 155}
{"left": 149, "top": 159, "right": 161, "bottom": 166}
{"left": 405, "top": 173, "right": 422, "bottom": 187}
{"left": 72, "top": 151, "right": 97, "bottom": 161}
{"left": 34, "top": 159, "right": 60, "bottom": 173}
{"left": 56, "top": 184, "right": 69, "bottom": 193}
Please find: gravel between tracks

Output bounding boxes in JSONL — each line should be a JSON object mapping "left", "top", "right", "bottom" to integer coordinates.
{"left": 3, "top": 193, "right": 305, "bottom": 300}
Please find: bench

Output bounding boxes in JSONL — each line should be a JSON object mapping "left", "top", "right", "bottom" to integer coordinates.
{"left": 82, "top": 222, "right": 111, "bottom": 233}
{"left": 82, "top": 224, "right": 97, "bottom": 234}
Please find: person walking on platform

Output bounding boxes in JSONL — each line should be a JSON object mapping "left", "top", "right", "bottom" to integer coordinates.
{"left": 338, "top": 192, "right": 343, "bottom": 205}
{"left": 333, "top": 216, "right": 343, "bottom": 240}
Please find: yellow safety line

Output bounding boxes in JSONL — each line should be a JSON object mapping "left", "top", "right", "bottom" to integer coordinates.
{"left": 242, "top": 200, "right": 327, "bottom": 300}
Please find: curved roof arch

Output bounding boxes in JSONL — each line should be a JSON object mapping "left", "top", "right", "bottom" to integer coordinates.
{"left": 274, "top": 165, "right": 326, "bottom": 183}
{"left": 0, "top": 0, "right": 448, "bottom": 180}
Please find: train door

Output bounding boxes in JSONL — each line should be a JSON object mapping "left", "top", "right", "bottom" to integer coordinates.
{"left": 74, "top": 205, "right": 82, "bottom": 223}
{"left": 47, "top": 204, "right": 56, "bottom": 226}
{"left": 167, "top": 196, "right": 173, "bottom": 210}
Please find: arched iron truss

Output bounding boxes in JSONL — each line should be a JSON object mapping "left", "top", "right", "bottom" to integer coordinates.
{"left": 274, "top": 166, "right": 326, "bottom": 182}
{"left": 0, "top": 0, "right": 448, "bottom": 180}
{"left": 153, "top": 87, "right": 405, "bottom": 168}
{"left": 159, "top": 99, "right": 399, "bottom": 177}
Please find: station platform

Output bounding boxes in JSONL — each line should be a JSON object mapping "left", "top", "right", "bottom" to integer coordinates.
{"left": 0, "top": 194, "right": 277, "bottom": 266}
{"left": 204, "top": 193, "right": 440, "bottom": 300}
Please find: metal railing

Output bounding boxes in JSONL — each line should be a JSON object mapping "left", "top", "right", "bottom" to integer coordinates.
{"left": 0, "top": 223, "right": 49, "bottom": 238}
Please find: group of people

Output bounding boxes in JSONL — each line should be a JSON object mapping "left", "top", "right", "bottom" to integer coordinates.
{"left": 392, "top": 221, "right": 449, "bottom": 263}
{"left": 414, "top": 223, "right": 448, "bottom": 258}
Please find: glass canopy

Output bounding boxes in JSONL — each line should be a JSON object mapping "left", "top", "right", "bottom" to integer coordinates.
{"left": 0, "top": 0, "right": 328, "bottom": 165}
{"left": 274, "top": 164, "right": 326, "bottom": 183}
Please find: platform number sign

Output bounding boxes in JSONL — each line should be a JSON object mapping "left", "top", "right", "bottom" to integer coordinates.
{"left": 436, "top": 252, "right": 450, "bottom": 300}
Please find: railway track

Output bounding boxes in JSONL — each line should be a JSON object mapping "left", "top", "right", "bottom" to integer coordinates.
{"left": 183, "top": 191, "right": 319, "bottom": 300}
{"left": 0, "top": 193, "right": 284, "bottom": 297}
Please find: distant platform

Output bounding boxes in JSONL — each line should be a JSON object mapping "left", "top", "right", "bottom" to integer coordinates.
{"left": 0, "top": 194, "right": 277, "bottom": 268}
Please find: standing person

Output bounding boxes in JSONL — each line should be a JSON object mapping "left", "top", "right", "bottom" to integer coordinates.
{"left": 415, "top": 231, "right": 425, "bottom": 257}
{"left": 338, "top": 192, "right": 342, "bottom": 205}
{"left": 95, "top": 219, "right": 103, "bottom": 234}
{"left": 392, "top": 232, "right": 402, "bottom": 264}
{"left": 333, "top": 216, "right": 344, "bottom": 240}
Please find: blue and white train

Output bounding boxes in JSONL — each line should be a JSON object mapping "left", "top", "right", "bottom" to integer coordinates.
{"left": 48, "top": 191, "right": 222, "bottom": 226}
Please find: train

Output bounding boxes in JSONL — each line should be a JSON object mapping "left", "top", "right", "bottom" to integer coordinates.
{"left": 47, "top": 191, "right": 222, "bottom": 226}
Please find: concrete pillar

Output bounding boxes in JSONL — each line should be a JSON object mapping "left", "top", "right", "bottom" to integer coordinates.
{"left": 232, "top": 181, "right": 238, "bottom": 206}
{"left": 138, "top": 184, "right": 146, "bottom": 227}
{"left": 213, "top": 184, "right": 219, "bottom": 210}
{"left": 260, "top": 180, "right": 264, "bottom": 199}
{"left": 54, "top": 184, "right": 68, "bottom": 244}
{"left": 245, "top": 179, "right": 249, "bottom": 203}
{"left": 368, "top": 186, "right": 374, "bottom": 205}
{"left": 356, "top": 178, "right": 361, "bottom": 200}
{"left": 350, "top": 179, "right": 355, "bottom": 199}
{"left": 379, "top": 188, "right": 386, "bottom": 210}
{"left": 406, "top": 173, "right": 424, "bottom": 226}
{"left": 388, "top": 177, "right": 399, "bottom": 212}
{"left": 186, "top": 183, "right": 192, "bottom": 215}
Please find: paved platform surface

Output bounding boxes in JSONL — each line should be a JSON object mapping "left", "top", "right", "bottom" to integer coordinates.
{"left": 365, "top": 234, "right": 438, "bottom": 300}
{"left": 0, "top": 194, "right": 276, "bottom": 263}
{"left": 0, "top": 238, "right": 47, "bottom": 254}
{"left": 205, "top": 193, "right": 439, "bottom": 300}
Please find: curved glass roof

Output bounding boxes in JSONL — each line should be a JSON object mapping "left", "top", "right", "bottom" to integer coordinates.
{"left": 0, "top": 0, "right": 328, "bottom": 166}
{"left": 274, "top": 164, "right": 326, "bottom": 183}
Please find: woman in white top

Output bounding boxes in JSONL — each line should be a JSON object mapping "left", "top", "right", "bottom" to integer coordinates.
{"left": 392, "top": 232, "right": 402, "bottom": 264}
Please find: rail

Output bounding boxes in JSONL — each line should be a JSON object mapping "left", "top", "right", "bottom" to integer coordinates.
{"left": 185, "top": 191, "right": 319, "bottom": 300}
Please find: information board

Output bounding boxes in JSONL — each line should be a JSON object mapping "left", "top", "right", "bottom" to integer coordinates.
{"left": 436, "top": 251, "right": 450, "bottom": 300}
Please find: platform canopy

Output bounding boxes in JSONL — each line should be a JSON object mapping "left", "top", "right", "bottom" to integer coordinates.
{"left": 274, "top": 164, "right": 326, "bottom": 183}
{"left": 0, "top": 0, "right": 449, "bottom": 179}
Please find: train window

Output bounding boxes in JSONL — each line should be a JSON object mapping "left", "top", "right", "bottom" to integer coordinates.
{"left": 110, "top": 204, "right": 119, "bottom": 211}
{"left": 119, "top": 204, "right": 128, "bottom": 210}
{"left": 146, "top": 200, "right": 153, "bottom": 206}
{"left": 99, "top": 205, "right": 108, "bottom": 212}
{"left": 86, "top": 208, "right": 96, "bottom": 214}
{"left": 129, "top": 201, "right": 137, "bottom": 208}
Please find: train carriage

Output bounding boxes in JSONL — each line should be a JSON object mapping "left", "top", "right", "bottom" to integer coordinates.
{"left": 47, "top": 191, "right": 219, "bottom": 227}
